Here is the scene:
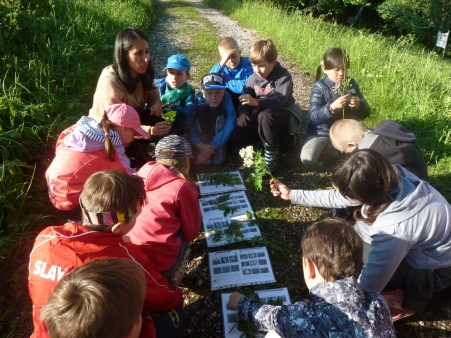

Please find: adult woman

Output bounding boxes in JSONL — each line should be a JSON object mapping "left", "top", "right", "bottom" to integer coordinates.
{"left": 271, "top": 149, "right": 451, "bottom": 318}
{"left": 89, "top": 28, "right": 171, "bottom": 166}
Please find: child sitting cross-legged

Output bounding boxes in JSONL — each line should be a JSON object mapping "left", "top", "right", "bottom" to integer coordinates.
{"left": 29, "top": 169, "right": 187, "bottom": 338}
{"left": 40, "top": 258, "right": 147, "bottom": 338}
{"left": 128, "top": 135, "right": 201, "bottom": 286}
{"left": 228, "top": 218, "right": 396, "bottom": 338}
{"left": 190, "top": 73, "right": 236, "bottom": 165}
{"left": 155, "top": 54, "right": 196, "bottom": 136}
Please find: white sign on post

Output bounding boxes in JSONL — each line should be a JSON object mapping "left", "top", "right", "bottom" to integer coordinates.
{"left": 436, "top": 30, "right": 449, "bottom": 49}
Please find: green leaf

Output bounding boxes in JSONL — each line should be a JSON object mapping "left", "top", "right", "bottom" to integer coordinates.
{"left": 246, "top": 211, "right": 252, "bottom": 219}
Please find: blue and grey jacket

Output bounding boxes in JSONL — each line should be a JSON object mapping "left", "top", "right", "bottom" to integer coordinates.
{"left": 308, "top": 76, "right": 370, "bottom": 136}
{"left": 210, "top": 56, "right": 253, "bottom": 94}
{"left": 238, "top": 276, "right": 395, "bottom": 337}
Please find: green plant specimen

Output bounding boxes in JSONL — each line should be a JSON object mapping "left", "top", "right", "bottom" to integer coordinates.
{"left": 239, "top": 146, "right": 274, "bottom": 191}
{"left": 202, "top": 172, "right": 242, "bottom": 187}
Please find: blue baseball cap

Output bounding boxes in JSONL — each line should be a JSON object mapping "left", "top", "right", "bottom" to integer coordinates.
{"left": 164, "top": 54, "right": 191, "bottom": 71}
{"left": 201, "top": 73, "right": 227, "bottom": 89}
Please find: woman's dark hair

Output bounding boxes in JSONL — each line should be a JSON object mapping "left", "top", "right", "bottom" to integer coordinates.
{"left": 331, "top": 149, "right": 399, "bottom": 223}
{"left": 315, "top": 47, "right": 350, "bottom": 81}
{"left": 112, "top": 27, "right": 156, "bottom": 94}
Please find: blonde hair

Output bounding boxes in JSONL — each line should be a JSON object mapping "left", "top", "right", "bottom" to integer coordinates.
{"left": 40, "top": 258, "right": 146, "bottom": 338}
{"left": 330, "top": 119, "right": 369, "bottom": 152}
{"left": 218, "top": 37, "right": 239, "bottom": 51}
{"left": 100, "top": 113, "right": 116, "bottom": 162}
{"left": 156, "top": 149, "right": 196, "bottom": 186}
{"left": 249, "top": 39, "right": 278, "bottom": 64}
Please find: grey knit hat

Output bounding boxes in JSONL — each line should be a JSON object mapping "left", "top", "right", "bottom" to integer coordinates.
{"left": 155, "top": 135, "right": 194, "bottom": 159}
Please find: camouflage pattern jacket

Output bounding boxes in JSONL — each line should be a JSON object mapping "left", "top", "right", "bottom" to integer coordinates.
{"left": 238, "top": 276, "right": 395, "bottom": 338}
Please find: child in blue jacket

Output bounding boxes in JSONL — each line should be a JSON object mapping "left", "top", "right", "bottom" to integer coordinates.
{"left": 301, "top": 48, "right": 370, "bottom": 166}
{"left": 155, "top": 54, "right": 196, "bottom": 136}
{"left": 190, "top": 73, "right": 236, "bottom": 165}
{"left": 210, "top": 37, "right": 253, "bottom": 109}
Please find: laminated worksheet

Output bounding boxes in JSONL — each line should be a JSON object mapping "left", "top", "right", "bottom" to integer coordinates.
{"left": 221, "top": 288, "right": 291, "bottom": 338}
{"left": 208, "top": 247, "right": 275, "bottom": 290}
{"left": 204, "top": 221, "right": 262, "bottom": 247}
{"left": 197, "top": 171, "right": 246, "bottom": 196}
{"left": 198, "top": 191, "right": 255, "bottom": 226}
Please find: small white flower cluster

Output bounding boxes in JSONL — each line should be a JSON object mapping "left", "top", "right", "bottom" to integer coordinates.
{"left": 239, "top": 146, "right": 254, "bottom": 168}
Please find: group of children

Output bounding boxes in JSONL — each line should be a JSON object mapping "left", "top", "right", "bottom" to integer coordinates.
{"left": 31, "top": 26, "right": 451, "bottom": 338}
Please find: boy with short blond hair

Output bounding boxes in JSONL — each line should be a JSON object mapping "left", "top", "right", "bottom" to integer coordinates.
{"left": 229, "top": 218, "right": 396, "bottom": 338}
{"left": 210, "top": 37, "right": 253, "bottom": 108}
{"left": 40, "top": 258, "right": 146, "bottom": 338}
{"left": 28, "top": 170, "right": 187, "bottom": 338}
{"left": 230, "top": 39, "right": 302, "bottom": 172}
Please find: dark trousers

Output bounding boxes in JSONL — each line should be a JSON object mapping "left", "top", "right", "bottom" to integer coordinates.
{"left": 148, "top": 308, "right": 188, "bottom": 338}
{"left": 195, "top": 104, "right": 226, "bottom": 145}
{"left": 229, "top": 108, "right": 291, "bottom": 148}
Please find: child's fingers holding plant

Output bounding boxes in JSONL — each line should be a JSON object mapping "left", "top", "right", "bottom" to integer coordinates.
{"left": 348, "top": 96, "right": 361, "bottom": 109}
{"left": 152, "top": 121, "right": 171, "bottom": 136}
{"left": 228, "top": 292, "right": 245, "bottom": 310}
{"left": 330, "top": 94, "right": 350, "bottom": 111}
{"left": 270, "top": 179, "right": 291, "bottom": 200}
{"left": 237, "top": 114, "right": 250, "bottom": 127}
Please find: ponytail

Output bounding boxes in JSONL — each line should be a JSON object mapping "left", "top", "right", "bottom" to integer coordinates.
{"left": 100, "top": 114, "right": 116, "bottom": 162}
{"left": 315, "top": 63, "right": 323, "bottom": 81}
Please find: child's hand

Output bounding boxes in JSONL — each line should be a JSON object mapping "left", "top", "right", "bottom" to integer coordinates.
{"left": 348, "top": 96, "right": 361, "bottom": 110}
{"left": 270, "top": 179, "right": 291, "bottom": 200}
{"left": 237, "top": 114, "right": 250, "bottom": 127}
{"left": 220, "top": 49, "right": 236, "bottom": 67}
{"left": 330, "top": 94, "right": 350, "bottom": 112}
{"left": 152, "top": 121, "right": 171, "bottom": 136}
{"left": 239, "top": 94, "right": 258, "bottom": 107}
{"left": 196, "top": 152, "right": 211, "bottom": 165}
{"left": 149, "top": 103, "right": 163, "bottom": 116}
{"left": 228, "top": 292, "right": 245, "bottom": 310}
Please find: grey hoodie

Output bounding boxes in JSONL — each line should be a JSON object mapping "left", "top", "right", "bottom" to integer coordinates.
{"left": 291, "top": 165, "right": 451, "bottom": 292}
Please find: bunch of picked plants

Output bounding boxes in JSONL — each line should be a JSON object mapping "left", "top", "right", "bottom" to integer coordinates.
{"left": 239, "top": 146, "right": 274, "bottom": 191}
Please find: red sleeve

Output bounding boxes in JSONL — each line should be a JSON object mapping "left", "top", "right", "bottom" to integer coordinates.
{"left": 177, "top": 181, "right": 201, "bottom": 242}
{"left": 125, "top": 243, "right": 184, "bottom": 310}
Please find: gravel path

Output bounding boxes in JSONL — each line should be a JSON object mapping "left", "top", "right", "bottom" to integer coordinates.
{"left": 148, "top": 1, "right": 451, "bottom": 337}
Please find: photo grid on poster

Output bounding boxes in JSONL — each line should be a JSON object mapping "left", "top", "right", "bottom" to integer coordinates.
{"left": 221, "top": 288, "right": 291, "bottom": 338}
{"left": 197, "top": 171, "right": 246, "bottom": 196}
{"left": 209, "top": 247, "right": 275, "bottom": 290}
{"left": 199, "top": 192, "right": 255, "bottom": 226}
{"left": 204, "top": 221, "right": 262, "bottom": 247}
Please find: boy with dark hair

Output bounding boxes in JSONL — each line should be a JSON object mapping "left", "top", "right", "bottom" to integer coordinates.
{"left": 229, "top": 39, "right": 302, "bottom": 172}
{"left": 40, "top": 258, "right": 146, "bottom": 338}
{"left": 228, "top": 218, "right": 395, "bottom": 337}
{"left": 210, "top": 37, "right": 253, "bottom": 108}
{"left": 29, "top": 170, "right": 186, "bottom": 338}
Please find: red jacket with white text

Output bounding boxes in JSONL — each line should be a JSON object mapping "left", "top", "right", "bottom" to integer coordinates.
{"left": 28, "top": 222, "right": 183, "bottom": 338}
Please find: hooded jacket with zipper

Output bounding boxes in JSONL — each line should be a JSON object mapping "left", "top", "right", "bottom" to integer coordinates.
{"left": 290, "top": 165, "right": 451, "bottom": 293}
{"left": 357, "top": 120, "right": 429, "bottom": 181}
{"left": 45, "top": 116, "right": 134, "bottom": 211}
{"left": 28, "top": 222, "right": 183, "bottom": 338}
{"left": 127, "top": 162, "right": 201, "bottom": 271}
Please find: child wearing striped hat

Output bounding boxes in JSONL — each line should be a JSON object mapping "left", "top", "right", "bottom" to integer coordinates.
{"left": 128, "top": 135, "right": 201, "bottom": 286}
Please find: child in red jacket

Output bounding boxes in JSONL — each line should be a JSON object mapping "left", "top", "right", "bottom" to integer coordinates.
{"left": 29, "top": 170, "right": 187, "bottom": 338}
{"left": 128, "top": 135, "right": 201, "bottom": 286}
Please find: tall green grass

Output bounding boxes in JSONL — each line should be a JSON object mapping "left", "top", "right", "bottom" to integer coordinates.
{"left": 0, "top": 0, "right": 155, "bottom": 334}
{"left": 205, "top": 0, "right": 451, "bottom": 196}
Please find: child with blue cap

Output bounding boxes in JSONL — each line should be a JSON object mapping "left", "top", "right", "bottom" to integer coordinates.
{"left": 190, "top": 73, "right": 236, "bottom": 165}
{"left": 155, "top": 54, "right": 196, "bottom": 136}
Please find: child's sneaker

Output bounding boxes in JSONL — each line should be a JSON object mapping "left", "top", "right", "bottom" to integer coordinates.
{"left": 212, "top": 145, "right": 226, "bottom": 165}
